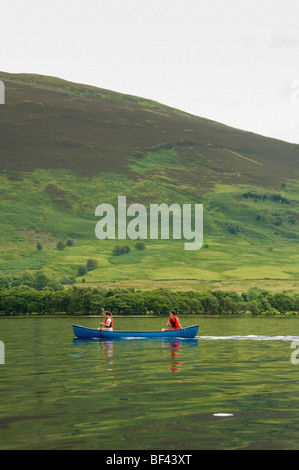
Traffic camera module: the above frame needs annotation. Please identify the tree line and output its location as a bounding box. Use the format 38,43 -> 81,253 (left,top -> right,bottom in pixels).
0,284 -> 298,316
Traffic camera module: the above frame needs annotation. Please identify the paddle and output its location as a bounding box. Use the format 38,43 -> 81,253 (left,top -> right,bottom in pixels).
98,307 -> 104,331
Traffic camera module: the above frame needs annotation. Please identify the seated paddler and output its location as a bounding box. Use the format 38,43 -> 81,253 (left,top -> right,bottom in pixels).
162,310 -> 182,331
98,308 -> 114,331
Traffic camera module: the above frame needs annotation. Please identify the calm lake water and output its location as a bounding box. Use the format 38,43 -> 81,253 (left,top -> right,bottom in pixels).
1,315 -> 299,450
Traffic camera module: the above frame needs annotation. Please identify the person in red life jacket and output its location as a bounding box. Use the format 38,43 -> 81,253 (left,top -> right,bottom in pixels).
98,308 -> 114,331
163,310 -> 182,331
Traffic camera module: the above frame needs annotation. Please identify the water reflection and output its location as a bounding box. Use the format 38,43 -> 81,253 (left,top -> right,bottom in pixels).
5,315 -> 299,450
169,341 -> 182,372
99,340 -> 114,359
163,338 -> 198,372
73,336 -> 198,375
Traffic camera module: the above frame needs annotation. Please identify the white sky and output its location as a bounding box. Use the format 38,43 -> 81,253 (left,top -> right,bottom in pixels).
1,0 -> 299,144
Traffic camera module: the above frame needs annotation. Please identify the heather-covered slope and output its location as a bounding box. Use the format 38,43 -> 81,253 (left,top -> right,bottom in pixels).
0,72 -> 298,287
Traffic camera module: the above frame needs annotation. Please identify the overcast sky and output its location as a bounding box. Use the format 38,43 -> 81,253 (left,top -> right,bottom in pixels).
1,0 -> 299,144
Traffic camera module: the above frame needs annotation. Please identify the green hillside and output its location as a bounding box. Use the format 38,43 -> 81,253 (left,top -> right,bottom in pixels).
0,72 -> 298,290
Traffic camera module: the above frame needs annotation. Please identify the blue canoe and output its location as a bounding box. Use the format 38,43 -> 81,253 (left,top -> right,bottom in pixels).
72,324 -> 199,340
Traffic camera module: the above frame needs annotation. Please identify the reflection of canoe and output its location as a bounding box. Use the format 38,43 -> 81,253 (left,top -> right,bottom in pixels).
72,324 -> 199,340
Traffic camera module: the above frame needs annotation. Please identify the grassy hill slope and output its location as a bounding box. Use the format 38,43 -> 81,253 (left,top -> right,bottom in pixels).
0,72 -> 298,290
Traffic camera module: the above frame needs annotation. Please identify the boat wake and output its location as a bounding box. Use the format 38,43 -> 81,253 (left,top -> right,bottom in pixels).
198,335 -> 299,342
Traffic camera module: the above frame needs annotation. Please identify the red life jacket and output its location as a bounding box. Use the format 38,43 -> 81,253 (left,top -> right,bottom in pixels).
169,316 -> 180,330
104,317 -> 113,328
